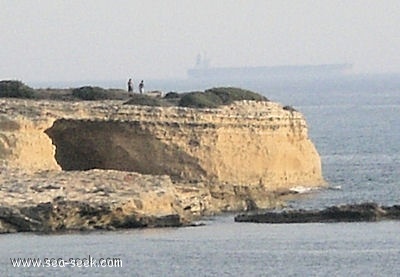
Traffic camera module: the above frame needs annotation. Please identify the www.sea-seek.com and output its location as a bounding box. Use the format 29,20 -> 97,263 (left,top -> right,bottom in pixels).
10,255 -> 122,268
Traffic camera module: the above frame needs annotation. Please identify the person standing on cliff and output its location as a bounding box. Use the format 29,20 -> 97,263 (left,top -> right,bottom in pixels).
139,80 -> 144,94
127,78 -> 133,94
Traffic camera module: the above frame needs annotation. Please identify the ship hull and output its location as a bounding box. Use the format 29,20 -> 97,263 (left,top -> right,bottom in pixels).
187,64 -> 352,80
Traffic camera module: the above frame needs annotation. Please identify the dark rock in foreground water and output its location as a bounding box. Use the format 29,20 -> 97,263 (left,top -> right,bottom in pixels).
234,203 -> 400,224
0,200 -> 184,234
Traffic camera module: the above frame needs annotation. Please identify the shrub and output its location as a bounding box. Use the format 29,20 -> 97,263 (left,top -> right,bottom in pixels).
205,87 -> 268,104
178,87 -> 268,108
72,86 -> 111,100
0,80 -> 36,98
178,91 -> 222,108
124,94 -> 163,106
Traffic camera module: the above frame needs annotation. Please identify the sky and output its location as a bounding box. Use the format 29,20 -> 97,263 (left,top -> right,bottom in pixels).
1,0 -> 400,84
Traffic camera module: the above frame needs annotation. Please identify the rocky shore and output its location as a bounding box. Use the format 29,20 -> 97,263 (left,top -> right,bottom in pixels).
0,168 -> 283,233
234,202 -> 400,223
0,89 -> 325,233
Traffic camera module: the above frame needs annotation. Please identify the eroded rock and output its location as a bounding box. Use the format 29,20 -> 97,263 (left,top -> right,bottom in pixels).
0,98 -> 324,188
0,98 -> 324,232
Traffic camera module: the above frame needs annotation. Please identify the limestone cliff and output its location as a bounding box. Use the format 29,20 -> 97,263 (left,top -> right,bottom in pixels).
1,99 -> 323,187
0,98 -> 324,232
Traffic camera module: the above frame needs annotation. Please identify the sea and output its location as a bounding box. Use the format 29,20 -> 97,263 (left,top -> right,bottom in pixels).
1,74 -> 400,276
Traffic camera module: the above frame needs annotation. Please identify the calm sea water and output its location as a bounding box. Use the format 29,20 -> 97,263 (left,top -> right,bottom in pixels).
1,218 -> 400,276
2,76 -> 400,276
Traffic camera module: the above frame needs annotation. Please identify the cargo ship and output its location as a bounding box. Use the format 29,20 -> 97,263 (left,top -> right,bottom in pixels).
187,54 -> 352,81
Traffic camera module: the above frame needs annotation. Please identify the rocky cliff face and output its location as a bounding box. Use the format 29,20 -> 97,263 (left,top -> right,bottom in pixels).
0,98 -> 324,232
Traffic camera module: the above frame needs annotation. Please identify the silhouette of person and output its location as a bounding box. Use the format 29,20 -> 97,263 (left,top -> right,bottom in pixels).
139,80 -> 144,94
127,78 -> 133,93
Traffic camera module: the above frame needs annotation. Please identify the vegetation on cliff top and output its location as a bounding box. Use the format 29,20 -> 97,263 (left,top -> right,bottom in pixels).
178,87 -> 268,108
71,86 -> 128,100
0,80 -> 129,101
125,87 -> 268,108
0,80 -> 268,108
0,80 -> 36,99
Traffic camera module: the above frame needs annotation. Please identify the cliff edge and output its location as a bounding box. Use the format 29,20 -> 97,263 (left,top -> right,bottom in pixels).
0,92 -> 324,232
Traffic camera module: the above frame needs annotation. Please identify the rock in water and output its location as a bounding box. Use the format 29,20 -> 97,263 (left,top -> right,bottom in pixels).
234,203 -> 400,223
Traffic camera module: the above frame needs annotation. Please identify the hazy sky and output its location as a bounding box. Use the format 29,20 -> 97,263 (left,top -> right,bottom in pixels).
1,0 -> 400,83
